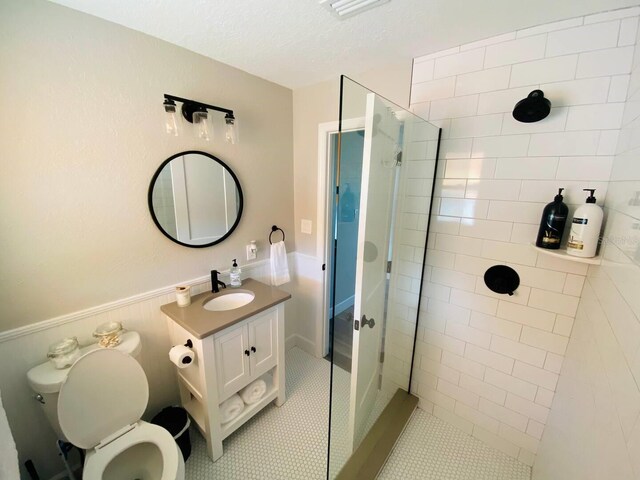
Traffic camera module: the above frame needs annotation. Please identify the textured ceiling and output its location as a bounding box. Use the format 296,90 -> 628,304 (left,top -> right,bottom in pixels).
48,0 -> 639,88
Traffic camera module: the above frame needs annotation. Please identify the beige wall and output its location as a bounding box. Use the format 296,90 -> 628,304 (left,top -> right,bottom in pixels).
0,0 -> 294,332
292,60 -> 413,257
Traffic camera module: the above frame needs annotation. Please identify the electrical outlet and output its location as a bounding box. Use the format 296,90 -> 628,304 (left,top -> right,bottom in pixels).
246,244 -> 257,260
301,219 -> 312,234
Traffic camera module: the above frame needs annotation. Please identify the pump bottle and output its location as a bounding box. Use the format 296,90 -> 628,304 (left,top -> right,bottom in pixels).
567,189 -> 603,258
230,259 -> 242,287
535,188 -> 568,249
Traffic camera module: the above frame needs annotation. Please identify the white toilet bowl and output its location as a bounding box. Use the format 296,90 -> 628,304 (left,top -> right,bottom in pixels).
57,348 -> 185,480
83,422 -> 184,480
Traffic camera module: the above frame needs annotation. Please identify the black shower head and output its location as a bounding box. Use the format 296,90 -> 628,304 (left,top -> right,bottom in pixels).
512,90 -> 551,123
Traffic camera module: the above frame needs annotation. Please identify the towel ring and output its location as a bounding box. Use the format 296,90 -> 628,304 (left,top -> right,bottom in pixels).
269,225 -> 285,245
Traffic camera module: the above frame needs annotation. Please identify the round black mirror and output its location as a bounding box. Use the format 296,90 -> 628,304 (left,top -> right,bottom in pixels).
148,151 -> 243,248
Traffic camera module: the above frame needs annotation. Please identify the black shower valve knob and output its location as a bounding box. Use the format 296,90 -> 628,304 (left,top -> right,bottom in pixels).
484,265 -> 520,296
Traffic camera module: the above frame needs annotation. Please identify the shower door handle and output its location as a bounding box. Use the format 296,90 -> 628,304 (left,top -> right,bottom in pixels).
361,315 -> 375,329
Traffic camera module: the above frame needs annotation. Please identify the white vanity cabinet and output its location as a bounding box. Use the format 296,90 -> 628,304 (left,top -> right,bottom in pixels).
164,302 -> 286,462
215,309 -> 277,401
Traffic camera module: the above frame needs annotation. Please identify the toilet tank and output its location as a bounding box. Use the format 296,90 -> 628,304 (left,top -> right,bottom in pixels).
27,331 -> 142,440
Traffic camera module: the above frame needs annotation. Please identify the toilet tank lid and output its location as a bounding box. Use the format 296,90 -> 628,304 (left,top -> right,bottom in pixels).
27,331 -> 141,394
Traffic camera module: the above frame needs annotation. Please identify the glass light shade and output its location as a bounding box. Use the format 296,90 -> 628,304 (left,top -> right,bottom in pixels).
164,102 -> 179,136
193,110 -> 212,141
225,116 -> 238,144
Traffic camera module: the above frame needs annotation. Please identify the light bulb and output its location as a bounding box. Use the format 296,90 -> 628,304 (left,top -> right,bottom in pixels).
164,99 -> 179,136
225,113 -> 238,144
193,110 -> 212,141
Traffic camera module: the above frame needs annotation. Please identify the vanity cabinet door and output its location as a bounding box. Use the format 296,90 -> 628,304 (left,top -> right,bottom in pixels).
214,324 -> 251,402
247,309 -> 278,379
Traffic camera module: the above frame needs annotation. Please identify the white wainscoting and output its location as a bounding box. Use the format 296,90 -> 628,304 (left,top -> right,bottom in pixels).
0,252 -> 319,480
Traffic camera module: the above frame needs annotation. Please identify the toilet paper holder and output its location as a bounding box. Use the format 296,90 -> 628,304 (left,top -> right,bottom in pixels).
169,340 -> 195,368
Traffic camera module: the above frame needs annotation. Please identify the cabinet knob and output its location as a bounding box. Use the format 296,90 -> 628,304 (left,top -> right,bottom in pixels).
244,349 -> 250,356
251,346 -> 256,353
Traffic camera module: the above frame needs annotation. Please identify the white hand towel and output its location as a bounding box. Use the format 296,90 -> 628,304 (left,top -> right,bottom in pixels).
219,394 -> 245,424
239,379 -> 267,405
0,390 -> 20,480
270,240 -> 290,286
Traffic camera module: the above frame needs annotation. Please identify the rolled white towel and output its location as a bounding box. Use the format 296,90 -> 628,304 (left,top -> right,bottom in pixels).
219,394 -> 244,424
239,378 -> 267,405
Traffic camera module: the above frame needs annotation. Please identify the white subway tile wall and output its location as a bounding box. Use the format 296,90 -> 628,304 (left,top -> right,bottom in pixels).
410,7 -> 639,466
535,7 -> 640,479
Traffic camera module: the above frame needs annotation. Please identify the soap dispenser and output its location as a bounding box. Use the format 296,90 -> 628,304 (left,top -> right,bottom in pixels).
566,189 -> 603,258
535,188 -> 568,249
230,259 -> 242,287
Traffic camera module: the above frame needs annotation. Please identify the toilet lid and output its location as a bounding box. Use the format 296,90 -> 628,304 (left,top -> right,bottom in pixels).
58,348 -> 149,449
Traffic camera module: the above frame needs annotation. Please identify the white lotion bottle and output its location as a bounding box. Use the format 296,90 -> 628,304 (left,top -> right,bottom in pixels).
567,189 -> 603,258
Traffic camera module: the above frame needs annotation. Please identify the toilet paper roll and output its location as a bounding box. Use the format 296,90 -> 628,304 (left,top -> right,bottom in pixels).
169,345 -> 195,369
176,286 -> 191,307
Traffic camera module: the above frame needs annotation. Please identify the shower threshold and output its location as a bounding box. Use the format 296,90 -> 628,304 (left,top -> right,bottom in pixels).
335,389 -> 418,480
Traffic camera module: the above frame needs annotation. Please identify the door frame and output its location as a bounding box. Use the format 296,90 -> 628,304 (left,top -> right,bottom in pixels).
317,118 -> 365,358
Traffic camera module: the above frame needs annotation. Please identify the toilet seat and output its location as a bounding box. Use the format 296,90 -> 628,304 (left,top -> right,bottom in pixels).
82,421 -> 184,480
58,349 -> 184,479
58,348 -> 148,449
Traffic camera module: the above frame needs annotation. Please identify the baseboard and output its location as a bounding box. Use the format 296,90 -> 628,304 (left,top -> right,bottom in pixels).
285,334 -> 317,357
329,295 -> 354,318
296,334 -> 317,357
285,334 -> 298,352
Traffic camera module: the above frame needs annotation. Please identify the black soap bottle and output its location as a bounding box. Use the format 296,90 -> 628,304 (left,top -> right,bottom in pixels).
536,188 -> 568,249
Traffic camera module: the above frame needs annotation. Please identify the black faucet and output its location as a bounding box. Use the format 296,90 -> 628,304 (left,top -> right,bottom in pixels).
211,270 -> 226,293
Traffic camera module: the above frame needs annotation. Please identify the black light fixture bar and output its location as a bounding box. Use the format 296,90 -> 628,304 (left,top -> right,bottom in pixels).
164,93 -> 234,120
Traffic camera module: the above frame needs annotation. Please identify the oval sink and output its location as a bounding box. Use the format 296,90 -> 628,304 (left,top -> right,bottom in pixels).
203,292 -> 255,312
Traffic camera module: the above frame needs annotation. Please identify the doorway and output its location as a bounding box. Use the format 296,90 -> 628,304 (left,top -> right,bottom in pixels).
324,129 -> 365,373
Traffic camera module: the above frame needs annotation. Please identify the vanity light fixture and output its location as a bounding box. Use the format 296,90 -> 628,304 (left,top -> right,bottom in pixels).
163,94 -> 238,144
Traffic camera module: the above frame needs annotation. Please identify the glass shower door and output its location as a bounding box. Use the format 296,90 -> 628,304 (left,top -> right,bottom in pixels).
327,76 -> 441,479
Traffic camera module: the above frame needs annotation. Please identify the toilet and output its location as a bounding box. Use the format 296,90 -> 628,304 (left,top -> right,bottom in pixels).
27,332 -> 185,480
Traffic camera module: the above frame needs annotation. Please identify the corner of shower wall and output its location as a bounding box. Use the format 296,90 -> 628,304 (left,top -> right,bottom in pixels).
534,10 -> 640,479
